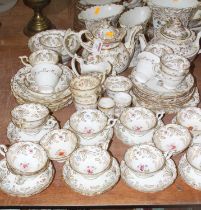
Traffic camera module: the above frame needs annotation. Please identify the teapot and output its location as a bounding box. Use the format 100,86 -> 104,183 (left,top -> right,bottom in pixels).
139,18 -> 201,61
64,21 -> 142,74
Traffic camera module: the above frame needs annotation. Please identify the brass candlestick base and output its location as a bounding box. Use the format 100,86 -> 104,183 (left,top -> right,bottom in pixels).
23,0 -> 55,37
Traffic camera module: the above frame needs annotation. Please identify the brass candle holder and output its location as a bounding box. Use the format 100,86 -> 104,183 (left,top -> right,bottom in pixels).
23,0 -> 55,37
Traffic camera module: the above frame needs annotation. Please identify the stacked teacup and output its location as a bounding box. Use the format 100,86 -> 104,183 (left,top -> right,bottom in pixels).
0,141 -> 54,197
70,75 -> 104,111
7,103 -> 59,144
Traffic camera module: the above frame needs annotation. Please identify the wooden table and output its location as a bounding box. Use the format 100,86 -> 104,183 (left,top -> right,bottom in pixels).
1,0 -> 201,207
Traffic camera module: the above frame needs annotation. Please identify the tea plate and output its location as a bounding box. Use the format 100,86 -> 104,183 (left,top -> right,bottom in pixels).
114,119 -> 164,146
121,159 -> 176,192
63,157 -> 120,196
0,159 -> 54,197
179,154 -> 201,191
7,116 -> 59,144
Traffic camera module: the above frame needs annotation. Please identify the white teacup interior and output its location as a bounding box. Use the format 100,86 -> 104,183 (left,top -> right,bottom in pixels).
124,144 -> 165,173
177,107 -> 201,131
120,107 -> 157,132
113,92 -> 132,107
69,109 -> 108,135
98,97 -> 115,109
69,146 -> 111,175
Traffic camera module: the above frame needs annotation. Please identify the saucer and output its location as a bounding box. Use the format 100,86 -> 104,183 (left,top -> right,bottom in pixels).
63,120 -> 114,150
114,119 -> 164,146
0,159 -> 54,197
63,157 -> 120,196
121,159 -> 176,192
7,116 -> 59,144
179,154 -> 201,191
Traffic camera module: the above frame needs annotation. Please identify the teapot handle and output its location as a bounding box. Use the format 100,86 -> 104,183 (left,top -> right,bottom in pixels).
0,145 -> 7,157
71,55 -> 82,77
77,30 -> 94,53
19,56 -> 31,67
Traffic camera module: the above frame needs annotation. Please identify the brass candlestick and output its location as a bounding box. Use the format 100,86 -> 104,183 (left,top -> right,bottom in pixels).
23,0 -> 55,37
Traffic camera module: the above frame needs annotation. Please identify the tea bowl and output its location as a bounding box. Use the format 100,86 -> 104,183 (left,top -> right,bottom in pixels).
40,129 -> 78,162
0,142 -> 49,176
19,49 -> 59,67
69,145 -> 111,178
11,103 -> 49,130
31,63 -> 63,93
153,124 -> 192,155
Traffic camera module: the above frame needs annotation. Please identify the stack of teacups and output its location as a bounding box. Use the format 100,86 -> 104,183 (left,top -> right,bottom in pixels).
19,49 -> 63,94
7,103 -> 59,144
174,107 -> 201,137
179,144 -> 201,191
0,142 -> 54,197
63,145 -> 120,196
70,75 -> 104,111
160,53 -> 190,90
121,144 -> 177,192
64,109 -> 117,149
98,97 -> 115,118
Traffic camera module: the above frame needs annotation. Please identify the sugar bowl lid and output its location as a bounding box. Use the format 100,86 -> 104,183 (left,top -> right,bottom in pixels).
160,18 -> 192,41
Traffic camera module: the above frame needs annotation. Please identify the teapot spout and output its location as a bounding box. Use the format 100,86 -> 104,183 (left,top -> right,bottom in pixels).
125,25 -> 143,56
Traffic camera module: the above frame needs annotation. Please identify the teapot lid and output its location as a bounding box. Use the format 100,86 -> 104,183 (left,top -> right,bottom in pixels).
160,18 -> 191,40
90,21 -> 126,43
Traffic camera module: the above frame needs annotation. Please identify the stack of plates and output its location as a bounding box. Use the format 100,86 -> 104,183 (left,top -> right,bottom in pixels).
11,64 -> 73,111
130,69 -> 200,114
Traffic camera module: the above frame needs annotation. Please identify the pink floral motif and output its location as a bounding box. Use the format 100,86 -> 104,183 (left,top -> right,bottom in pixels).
169,144 -> 176,150
133,126 -> 142,132
137,164 -> 148,172
20,163 -> 29,169
86,166 -> 94,174
83,127 -> 94,134
29,149 -> 33,153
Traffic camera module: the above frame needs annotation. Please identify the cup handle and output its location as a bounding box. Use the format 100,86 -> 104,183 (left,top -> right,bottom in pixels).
106,118 -> 117,129
71,55 -> 81,77
166,159 -> 177,180
100,72 -> 106,84
164,150 -> 174,160
156,111 -> 165,121
0,145 -> 7,157
19,56 -> 31,67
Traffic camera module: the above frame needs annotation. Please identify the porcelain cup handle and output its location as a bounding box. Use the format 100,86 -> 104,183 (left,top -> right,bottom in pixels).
166,159 -> 177,179
0,145 -> 7,157
19,56 -> 31,67
164,150 -> 174,160
77,30 -> 93,53
100,72 -> 106,84
106,118 -> 117,129
71,55 -> 81,77
156,111 -> 165,121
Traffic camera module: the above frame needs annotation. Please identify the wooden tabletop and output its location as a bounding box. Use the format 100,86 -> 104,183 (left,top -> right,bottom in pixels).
1,0 -> 201,207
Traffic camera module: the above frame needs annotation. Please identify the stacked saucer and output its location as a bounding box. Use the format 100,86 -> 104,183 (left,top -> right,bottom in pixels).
11,64 -> 73,111
130,69 -> 199,114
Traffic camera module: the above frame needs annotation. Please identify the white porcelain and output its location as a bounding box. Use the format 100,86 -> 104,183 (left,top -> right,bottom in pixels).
98,97 -> 115,118
0,142 -> 49,176
147,0 -> 200,29
123,0 -> 142,9
119,107 -> 163,136
79,0 -> 121,6
19,49 -> 59,67
114,118 -> 164,146
0,159 -> 54,197
153,124 -> 192,155
176,107 -> 201,133
69,109 -> 116,139
11,103 -> 49,130
28,29 -> 80,63
73,94 -> 98,105
31,63 -> 62,94
121,157 -> 176,192
135,51 -> 160,83
63,156 -> 120,196
179,153 -> 201,191
74,100 -> 97,111
192,134 -> 201,145
78,4 -> 125,31
7,116 -> 59,144
104,75 -> 133,98
40,129 -> 78,162
186,144 -> 201,171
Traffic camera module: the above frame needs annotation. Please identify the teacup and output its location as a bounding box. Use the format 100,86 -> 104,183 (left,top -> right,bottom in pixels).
135,51 -> 160,84
98,97 -> 115,118
19,49 -> 59,67
40,129 -> 78,162
153,124 -> 192,155
161,54 -> 190,77
73,94 -> 98,105
0,142 -> 49,176
69,109 -> 117,139
11,103 -> 49,130
124,144 -> 166,174
104,75 -> 133,98
31,63 -> 63,93
119,107 -> 163,136
74,100 -> 97,111
186,144 -> 201,171
123,0 -> 142,9
69,145 -> 111,178
176,107 -> 201,134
